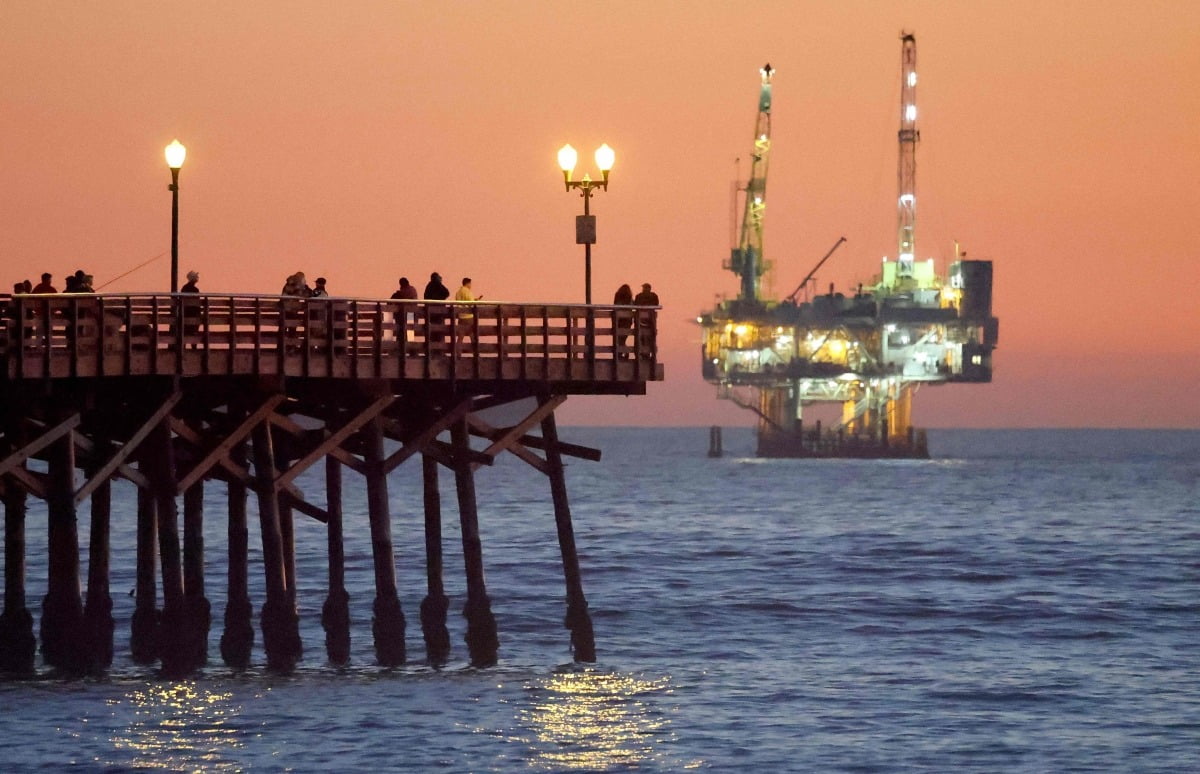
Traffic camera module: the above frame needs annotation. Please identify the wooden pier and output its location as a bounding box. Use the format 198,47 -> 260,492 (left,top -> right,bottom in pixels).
0,293 -> 661,675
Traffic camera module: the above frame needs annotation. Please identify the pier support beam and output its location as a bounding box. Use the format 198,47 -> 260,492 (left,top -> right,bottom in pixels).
419,453 -> 450,664
541,409 -> 596,662
41,421 -> 86,673
451,418 -> 498,666
220,441 -> 254,668
363,416 -> 406,666
147,420 -> 191,676
251,422 -> 301,671
82,470 -> 114,672
322,455 -> 350,665
0,481 -> 35,674
183,481 -> 210,666
130,483 -> 159,664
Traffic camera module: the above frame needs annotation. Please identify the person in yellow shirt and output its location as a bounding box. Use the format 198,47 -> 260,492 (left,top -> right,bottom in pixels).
454,277 -> 481,353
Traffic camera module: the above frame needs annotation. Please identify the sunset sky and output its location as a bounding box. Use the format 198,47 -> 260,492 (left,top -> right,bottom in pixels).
3,1 -> 1198,428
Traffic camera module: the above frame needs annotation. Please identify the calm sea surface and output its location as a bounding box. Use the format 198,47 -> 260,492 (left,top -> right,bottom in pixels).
1,428 -> 1197,772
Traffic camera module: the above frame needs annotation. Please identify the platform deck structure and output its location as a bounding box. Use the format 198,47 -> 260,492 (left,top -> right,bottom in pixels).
0,293 -> 662,675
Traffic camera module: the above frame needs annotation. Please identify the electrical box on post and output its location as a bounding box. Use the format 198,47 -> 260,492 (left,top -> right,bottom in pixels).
575,215 -> 596,245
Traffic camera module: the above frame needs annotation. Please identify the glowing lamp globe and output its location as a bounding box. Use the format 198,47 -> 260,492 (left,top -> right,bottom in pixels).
594,144 -> 615,173
165,139 -> 187,170
557,144 -> 578,176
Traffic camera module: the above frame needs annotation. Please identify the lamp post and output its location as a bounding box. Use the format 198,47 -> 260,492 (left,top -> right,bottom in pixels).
165,139 -> 187,293
557,143 -> 614,305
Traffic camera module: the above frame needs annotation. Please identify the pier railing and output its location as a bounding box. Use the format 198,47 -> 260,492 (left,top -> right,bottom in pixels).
0,293 -> 661,383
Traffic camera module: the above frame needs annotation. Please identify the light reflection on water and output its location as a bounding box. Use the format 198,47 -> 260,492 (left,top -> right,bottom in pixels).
107,681 -> 245,771
517,669 -> 677,771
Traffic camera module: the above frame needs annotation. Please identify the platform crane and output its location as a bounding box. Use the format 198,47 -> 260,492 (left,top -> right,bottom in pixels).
896,32 -> 919,279
726,63 -> 774,304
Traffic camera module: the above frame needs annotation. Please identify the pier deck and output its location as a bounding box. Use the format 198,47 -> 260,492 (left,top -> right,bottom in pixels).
0,293 -> 661,676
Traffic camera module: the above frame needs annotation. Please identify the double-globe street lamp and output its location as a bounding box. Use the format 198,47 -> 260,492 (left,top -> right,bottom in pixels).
557,143 -> 614,305
165,139 -> 187,293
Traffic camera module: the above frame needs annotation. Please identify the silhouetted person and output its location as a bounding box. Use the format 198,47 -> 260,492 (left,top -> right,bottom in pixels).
391,276 -> 418,301
178,270 -> 200,342
632,283 -> 659,355
423,272 -> 450,346
614,283 -> 633,359
390,277 -> 419,344
423,272 -> 449,300
633,282 -> 659,306
310,277 -> 329,298
32,274 -> 56,293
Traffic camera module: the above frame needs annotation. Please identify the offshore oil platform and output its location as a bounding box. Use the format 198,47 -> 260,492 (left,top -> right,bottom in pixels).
698,34 -> 999,458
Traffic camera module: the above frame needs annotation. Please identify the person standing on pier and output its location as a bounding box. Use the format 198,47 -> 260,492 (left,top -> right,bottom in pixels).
32,273 -> 56,293
390,277 -> 419,343
179,270 -> 201,341
423,272 -> 449,301
633,283 -> 659,355
310,277 -> 329,298
614,283 -> 633,359
392,277 -> 418,301
633,282 -> 659,306
454,277 -> 480,354
424,272 -> 450,345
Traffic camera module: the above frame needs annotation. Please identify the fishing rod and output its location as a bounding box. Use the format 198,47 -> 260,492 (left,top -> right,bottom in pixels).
94,251 -> 167,291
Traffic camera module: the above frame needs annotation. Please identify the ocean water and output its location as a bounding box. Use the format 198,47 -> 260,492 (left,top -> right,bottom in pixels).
0,427 -> 1198,772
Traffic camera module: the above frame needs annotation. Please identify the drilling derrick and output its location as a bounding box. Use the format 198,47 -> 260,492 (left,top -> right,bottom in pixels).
897,32 -> 919,279
697,40 -> 998,458
726,63 -> 774,304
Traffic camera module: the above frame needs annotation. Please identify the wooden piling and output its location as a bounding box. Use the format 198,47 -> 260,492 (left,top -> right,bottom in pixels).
251,422 -> 301,671
82,469 -> 114,671
540,408 -> 596,662
274,441 -> 298,611
220,440 -> 254,667
130,482 -> 159,664
419,453 -> 450,663
0,481 -> 35,673
182,481 -> 210,666
451,418 -> 498,666
363,415 -> 405,666
147,419 -> 190,675
322,455 -> 350,665
41,419 -> 86,672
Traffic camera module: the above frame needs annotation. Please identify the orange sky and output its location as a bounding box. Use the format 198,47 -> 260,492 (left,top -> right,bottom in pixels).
2,1 -> 1198,428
